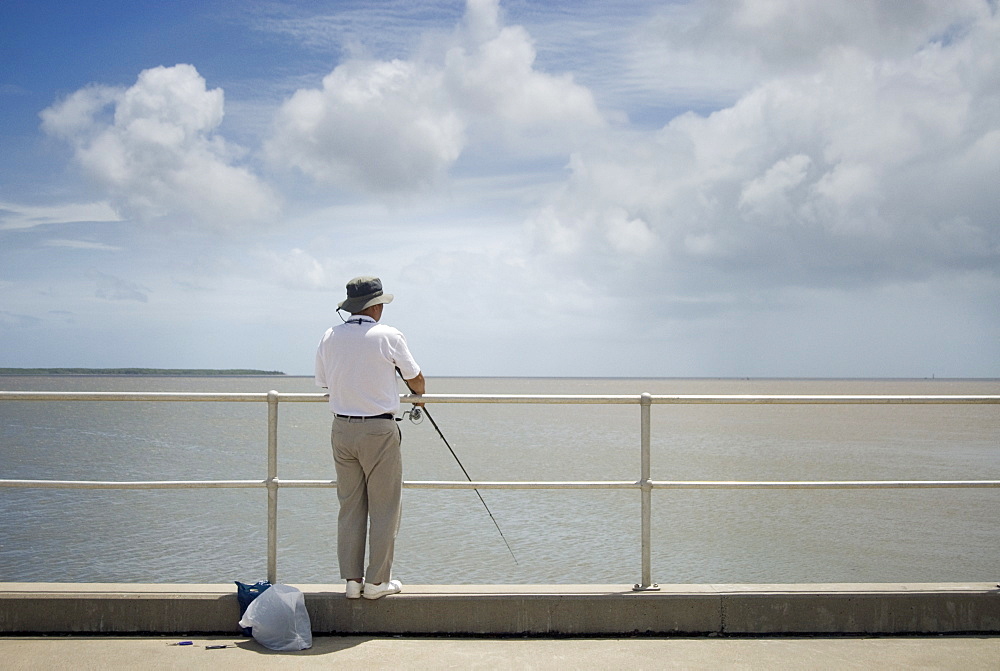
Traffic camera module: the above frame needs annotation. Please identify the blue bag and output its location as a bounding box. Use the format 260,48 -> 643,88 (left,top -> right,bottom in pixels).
235,580 -> 271,636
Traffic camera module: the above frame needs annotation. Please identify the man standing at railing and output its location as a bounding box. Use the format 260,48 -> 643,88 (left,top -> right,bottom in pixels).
315,276 -> 425,600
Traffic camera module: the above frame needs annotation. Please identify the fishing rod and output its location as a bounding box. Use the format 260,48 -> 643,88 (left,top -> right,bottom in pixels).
397,371 -> 519,565
420,406 -> 519,565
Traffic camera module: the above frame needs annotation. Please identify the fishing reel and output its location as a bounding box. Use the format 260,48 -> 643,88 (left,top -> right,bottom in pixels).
397,406 -> 424,424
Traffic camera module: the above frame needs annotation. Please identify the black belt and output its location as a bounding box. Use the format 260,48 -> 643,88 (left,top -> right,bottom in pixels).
335,413 -> 394,421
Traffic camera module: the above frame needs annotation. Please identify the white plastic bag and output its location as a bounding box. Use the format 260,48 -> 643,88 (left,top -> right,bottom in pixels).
238,583 -> 313,651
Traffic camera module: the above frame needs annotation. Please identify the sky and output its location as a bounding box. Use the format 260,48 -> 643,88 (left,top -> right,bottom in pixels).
1,0 -> 998,378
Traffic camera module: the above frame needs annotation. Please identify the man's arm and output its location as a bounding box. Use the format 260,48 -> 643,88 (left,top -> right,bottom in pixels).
402,372 -> 426,407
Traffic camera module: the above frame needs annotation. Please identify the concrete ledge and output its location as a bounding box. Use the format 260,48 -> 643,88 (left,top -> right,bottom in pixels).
2,583 -> 998,636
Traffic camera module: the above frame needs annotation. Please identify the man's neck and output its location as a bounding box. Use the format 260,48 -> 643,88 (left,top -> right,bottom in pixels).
356,305 -> 382,321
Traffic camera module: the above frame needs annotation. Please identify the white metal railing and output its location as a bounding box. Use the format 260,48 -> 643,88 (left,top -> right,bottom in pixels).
2,390 -> 999,589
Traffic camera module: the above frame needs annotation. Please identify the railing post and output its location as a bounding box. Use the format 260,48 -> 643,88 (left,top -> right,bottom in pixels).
267,390 -> 279,584
633,392 -> 659,591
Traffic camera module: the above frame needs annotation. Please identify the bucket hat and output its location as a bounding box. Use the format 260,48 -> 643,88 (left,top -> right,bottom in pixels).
338,276 -> 394,313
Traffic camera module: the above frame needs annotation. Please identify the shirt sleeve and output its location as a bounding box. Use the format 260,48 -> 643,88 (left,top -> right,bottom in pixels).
314,333 -> 328,388
387,331 -> 420,380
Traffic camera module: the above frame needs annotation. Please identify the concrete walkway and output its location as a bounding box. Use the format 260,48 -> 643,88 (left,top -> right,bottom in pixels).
4,634 -> 1000,670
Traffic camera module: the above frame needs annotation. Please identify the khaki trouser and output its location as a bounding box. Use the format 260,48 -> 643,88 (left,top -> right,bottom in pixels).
332,417 -> 402,584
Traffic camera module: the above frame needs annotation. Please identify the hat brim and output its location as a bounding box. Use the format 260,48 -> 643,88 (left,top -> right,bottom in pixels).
338,293 -> 394,313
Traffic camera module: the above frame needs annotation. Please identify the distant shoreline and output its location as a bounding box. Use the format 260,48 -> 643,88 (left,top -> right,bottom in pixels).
0,368 -> 286,376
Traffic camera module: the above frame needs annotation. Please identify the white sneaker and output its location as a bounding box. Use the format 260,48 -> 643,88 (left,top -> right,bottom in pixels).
362,579 -> 402,600
345,580 -> 363,599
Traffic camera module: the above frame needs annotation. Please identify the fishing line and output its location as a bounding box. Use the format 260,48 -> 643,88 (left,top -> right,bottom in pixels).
397,369 -> 519,565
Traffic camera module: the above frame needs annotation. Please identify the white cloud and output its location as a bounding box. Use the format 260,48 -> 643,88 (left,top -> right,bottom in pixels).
738,154 -> 812,225
603,208 -> 655,255
252,247 -> 339,291
268,58 -> 463,192
40,64 -> 280,230
528,3 -> 1000,295
626,0 -> 991,104
0,200 -> 121,231
266,0 -> 602,193
43,239 -> 123,251
444,0 -> 603,128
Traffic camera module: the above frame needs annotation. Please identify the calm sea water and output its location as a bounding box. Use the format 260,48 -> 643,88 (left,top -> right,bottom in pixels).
1,376 -> 998,586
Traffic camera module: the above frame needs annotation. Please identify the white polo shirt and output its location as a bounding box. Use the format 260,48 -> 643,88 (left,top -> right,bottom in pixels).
314,316 -> 421,416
